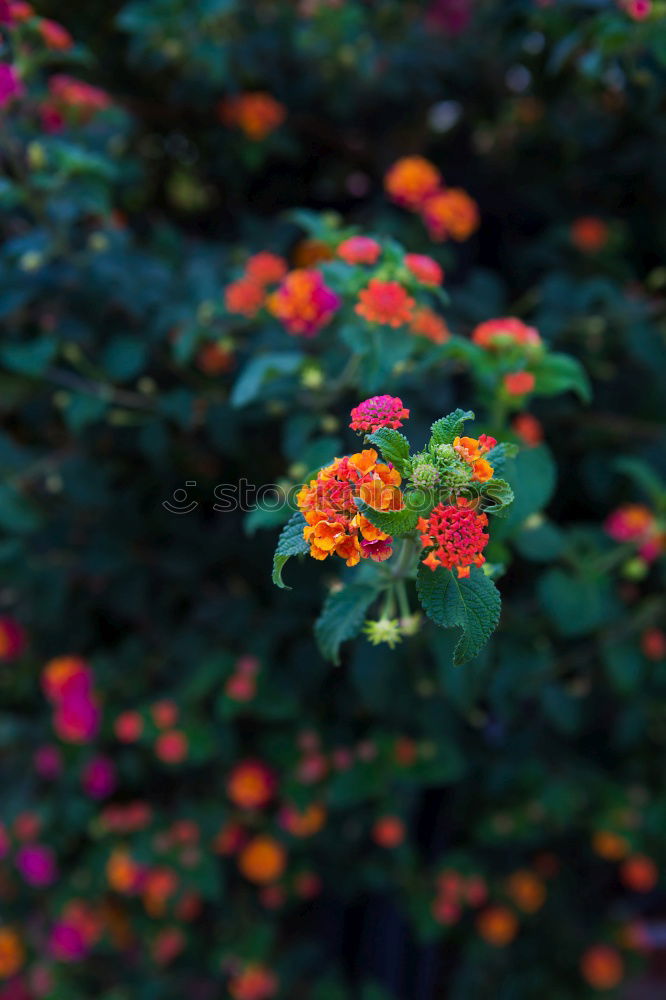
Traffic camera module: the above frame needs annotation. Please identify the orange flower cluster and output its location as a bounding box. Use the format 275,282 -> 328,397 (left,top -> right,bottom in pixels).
0,927 -> 24,980
228,963 -> 278,1000
453,433 -> 496,483
355,278 -> 415,327
227,760 -> 277,810
571,216 -> 609,253
297,449 -> 403,566
384,156 -> 479,243
476,905 -> 518,947
219,92 -> 286,141
225,252 -> 288,319
409,306 -> 450,344
267,269 -> 340,336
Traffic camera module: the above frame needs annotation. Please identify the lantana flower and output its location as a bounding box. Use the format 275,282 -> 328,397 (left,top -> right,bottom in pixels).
297,449 -> 403,566
471,317 -> 541,351
355,279 -> 414,327
349,395 -> 410,433
418,497 -> 490,577
219,92 -> 286,140
267,269 -> 340,336
605,504 -> 665,561
337,236 -> 381,265
384,156 -> 441,209
409,306 -> 450,343
453,434 -> 496,483
503,371 -> 536,396
421,188 -> 480,242
404,253 -> 444,285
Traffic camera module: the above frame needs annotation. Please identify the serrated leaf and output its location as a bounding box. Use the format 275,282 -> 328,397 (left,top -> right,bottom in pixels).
483,441 -> 519,474
480,478 -> 514,515
272,511 -> 310,589
315,583 -> 380,664
416,564 -> 501,666
429,409 -> 475,448
366,427 -> 411,473
532,352 -> 591,402
354,498 -> 418,537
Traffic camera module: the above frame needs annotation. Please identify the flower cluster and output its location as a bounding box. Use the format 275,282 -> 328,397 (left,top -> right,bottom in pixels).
355,278 -> 415,327
472,317 -> 542,352
349,394 -> 410,433
384,156 -> 479,242
267,269 -> 340,336
218,91 -> 286,140
297,449 -> 403,565
432,868 -> 487,925
418,497 -> 490,577
605,504 -> 665,562
225,252 -> 288,318
42,656 -> 101,743
452,433 -> 496,483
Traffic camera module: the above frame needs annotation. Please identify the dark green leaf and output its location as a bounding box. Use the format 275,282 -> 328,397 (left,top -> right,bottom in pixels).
366,427 -> 411,473
428,409 -> 475,447
315,583 -> 380,663
416,564 -> 501,666
354,498 -> 418,537
272,511 -> 310,589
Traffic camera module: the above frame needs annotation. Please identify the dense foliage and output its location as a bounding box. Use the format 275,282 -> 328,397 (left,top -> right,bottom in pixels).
1,1 -> 665,998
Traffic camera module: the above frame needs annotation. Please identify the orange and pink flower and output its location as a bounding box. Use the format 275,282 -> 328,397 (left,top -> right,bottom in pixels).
355,279 -> 414,327
337,236 -> 381,265
349,395 -> 409,433
404,253 -> 443,285
472,316 -> 542,351
384,156 -> 441,210
267,269 -> 340,337
219,92 -> 286,141
421,188 -> 479,242
418,497 -> 489,577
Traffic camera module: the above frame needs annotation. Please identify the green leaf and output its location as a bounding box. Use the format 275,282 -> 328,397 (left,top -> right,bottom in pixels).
416,564 -> 501,666
500,445 -> 557,527
230,352 -> 303,408
514,519 -> 566,561
272,511 -> 310,589
483,441 -> 519,475
615,457 -> 666,510
0,338 -> 57,376
315,583 -> 380,663
480,478 -> 514,515
537,568 -> 616,636
102,336 -> 147,381
354,498 -> 418,537
428,409 -> 475,448
533,352 -> 591,402
366,427 -> 411,473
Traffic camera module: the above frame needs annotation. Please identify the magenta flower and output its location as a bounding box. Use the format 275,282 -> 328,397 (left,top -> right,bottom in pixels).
0,64 -> 23,108
34,744 -> 63,780
53,692 -> 101,744
82,755 -> 117,799
49,921 -> 88,962
349,395 -> 410,433
15,844 -> 57,887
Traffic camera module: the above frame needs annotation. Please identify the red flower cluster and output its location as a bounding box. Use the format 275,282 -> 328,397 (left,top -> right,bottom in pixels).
337,236 -> 381,265
349,395 -> 410,433
297,449 -> 403,566
384,156 -> 479,243
355,278 -> 414,327
404,253 -> 444,285
225,252 -> 288,318
219,92 -> 286,140
418,497 -> 489,577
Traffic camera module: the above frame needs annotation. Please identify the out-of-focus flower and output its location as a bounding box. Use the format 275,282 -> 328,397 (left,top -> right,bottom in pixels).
409,306 -> 450,344
42,656 -> 92,701
592,830 -> 631,861
219,92 -> 286,140
151,700 -> 179,728
337,236 -> 381,265
38,18 -> 73,49
364,617 -> 403,648
404,253 -> 443,285
226,760 -> 277,810
355,279 -> 415,327
421,188 -> 479,241
33,745 -> 62,780
47,75 -> 111,121
372,815 -> 406,848
54,692 -> 101,744
245,252 -> 287,285
419,497 -> 489,577
620,854 -> 658,892
642,627 -> 666,660
580,944 -> 624,990
503,371 -> 536,396
0,64 -> 23,108
225,277 -> 265,318
622,0 -> 652,21
512,412 -> 543,447
384,156 -> 441,209
15,844 -> 57,887
197,341 -> 235,375
267,269 -> 340,337
571,216 -> 609,253
349,395 -> 410,433
472,316 -> 542,352
279,802 -> 326,837
237,835 -> 286,884
114,710 -> 144,743
505,870 -> 546,913
152,927 -> 185,965
0,928 -> 24,979
605,505 -> 665,561
154,730 -> 188,764
82,755 -> 117,799
228,963 -> 278,1000
476,905 -> 518,946
0,618 -> 25,661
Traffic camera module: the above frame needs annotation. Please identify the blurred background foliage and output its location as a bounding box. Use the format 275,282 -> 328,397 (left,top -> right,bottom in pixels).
0,1 -> 666,998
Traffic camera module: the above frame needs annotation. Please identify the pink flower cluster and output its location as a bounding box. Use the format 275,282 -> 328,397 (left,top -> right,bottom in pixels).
41,656 -> 101,743
349,395 -> 410,433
